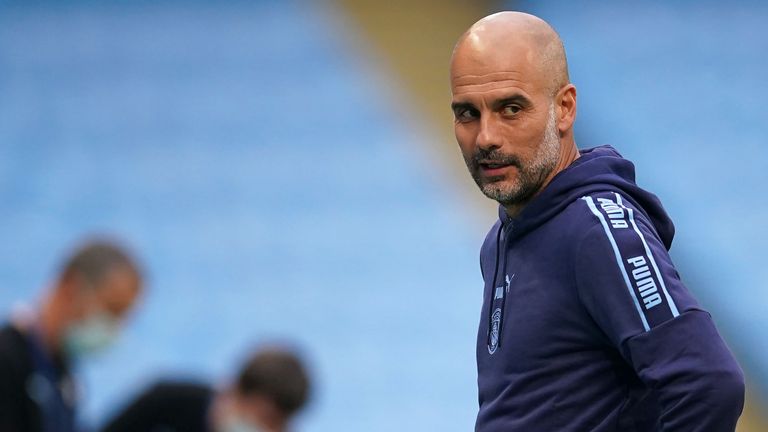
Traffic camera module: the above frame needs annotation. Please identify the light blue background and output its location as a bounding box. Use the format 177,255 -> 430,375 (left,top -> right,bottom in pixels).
0,1 -> 481,430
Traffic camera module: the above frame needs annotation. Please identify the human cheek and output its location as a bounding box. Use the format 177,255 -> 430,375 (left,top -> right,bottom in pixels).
499,121 -> 536,153
455,126 -> 477,158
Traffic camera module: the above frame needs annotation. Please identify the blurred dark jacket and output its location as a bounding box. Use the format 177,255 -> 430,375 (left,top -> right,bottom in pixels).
0,323 -> 77,432
102,381 -> 213,432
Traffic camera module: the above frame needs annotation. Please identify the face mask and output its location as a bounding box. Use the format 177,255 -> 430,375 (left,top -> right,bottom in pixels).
63,312 -> 120,358
218,415 -> 266,432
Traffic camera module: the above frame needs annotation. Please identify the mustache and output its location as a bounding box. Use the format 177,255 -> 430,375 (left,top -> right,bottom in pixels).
471,149 -> 522,168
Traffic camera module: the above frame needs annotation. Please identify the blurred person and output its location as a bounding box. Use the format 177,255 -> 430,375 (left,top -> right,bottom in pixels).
0,240 -> 143,432
450,11 -> 744,431
102,347 -> 311,432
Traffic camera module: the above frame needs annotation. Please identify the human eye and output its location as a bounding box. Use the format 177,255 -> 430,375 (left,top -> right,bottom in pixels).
501,104 -> 522,116
455,107 -> 479,123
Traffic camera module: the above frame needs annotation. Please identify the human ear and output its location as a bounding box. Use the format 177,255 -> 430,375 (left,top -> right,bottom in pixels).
556,84 -> 577,133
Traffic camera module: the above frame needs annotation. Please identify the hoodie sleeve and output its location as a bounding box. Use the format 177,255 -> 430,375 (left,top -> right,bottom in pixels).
575,192 -> 744,431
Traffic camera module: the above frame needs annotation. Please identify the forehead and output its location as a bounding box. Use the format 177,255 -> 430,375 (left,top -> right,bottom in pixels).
450,39 -> 546,98
451,71 -> 532,99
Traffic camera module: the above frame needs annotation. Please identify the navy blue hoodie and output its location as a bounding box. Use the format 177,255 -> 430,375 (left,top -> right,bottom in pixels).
475,146 -> 744,431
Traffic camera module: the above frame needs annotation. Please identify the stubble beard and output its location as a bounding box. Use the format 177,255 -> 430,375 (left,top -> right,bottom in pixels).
470,104 -> 561,207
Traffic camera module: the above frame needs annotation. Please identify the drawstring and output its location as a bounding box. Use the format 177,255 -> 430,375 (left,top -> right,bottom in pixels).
498,225 -> 509,346
486,221 -> 511,350
486,224 -> 504,348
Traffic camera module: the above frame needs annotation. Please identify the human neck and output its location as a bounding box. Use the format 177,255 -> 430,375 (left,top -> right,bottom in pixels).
38,293 -> 66,355
259,412 -> 287,432
210,393 -> 288,432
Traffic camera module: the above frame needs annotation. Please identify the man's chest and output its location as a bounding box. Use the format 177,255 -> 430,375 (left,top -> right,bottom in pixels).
477,245 -> 609,373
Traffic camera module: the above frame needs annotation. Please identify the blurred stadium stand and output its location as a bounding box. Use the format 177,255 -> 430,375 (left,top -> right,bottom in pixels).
0,1 -> 480,430
0,0 -> 765,431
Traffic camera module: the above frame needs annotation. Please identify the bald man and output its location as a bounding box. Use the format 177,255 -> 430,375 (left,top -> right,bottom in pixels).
451,12 -> 744,431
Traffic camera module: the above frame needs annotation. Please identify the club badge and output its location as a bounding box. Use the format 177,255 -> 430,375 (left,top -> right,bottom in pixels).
488,307 -> 502,354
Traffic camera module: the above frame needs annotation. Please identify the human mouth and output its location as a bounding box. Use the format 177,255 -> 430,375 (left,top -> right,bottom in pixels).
478,161 -> 515,177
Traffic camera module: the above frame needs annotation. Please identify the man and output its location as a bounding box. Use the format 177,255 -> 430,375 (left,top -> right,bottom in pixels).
450,11 -> 745,431
102,347 -> 311,432
0,240 -> 143,432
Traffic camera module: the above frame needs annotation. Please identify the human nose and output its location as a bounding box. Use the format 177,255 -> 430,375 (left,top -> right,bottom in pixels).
476,115 -> 501,151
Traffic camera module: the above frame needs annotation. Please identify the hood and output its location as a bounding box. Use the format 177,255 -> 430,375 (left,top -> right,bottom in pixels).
499,145 -> 675,249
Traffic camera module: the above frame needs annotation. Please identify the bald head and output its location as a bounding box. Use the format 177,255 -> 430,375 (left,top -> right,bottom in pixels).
452,12 -> 569,96
450,12 -> 579,215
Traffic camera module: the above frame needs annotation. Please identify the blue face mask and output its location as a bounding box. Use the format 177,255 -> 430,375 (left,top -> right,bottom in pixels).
63,312 -> 120,358
218,415 -> 265,432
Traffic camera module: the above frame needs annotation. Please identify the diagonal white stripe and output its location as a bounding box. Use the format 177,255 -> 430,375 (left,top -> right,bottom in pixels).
614,193 -> 680,317
582,196 -> 650,332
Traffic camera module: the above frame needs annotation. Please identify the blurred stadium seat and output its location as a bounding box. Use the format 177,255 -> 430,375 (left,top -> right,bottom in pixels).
0,1 -> 480,430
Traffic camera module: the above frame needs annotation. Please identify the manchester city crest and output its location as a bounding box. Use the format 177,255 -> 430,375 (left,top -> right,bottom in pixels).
488,307 -> 502,354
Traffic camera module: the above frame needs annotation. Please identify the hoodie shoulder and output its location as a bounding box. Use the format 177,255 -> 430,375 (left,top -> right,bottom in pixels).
574,190 -> 672,250
554,189 -> 661,254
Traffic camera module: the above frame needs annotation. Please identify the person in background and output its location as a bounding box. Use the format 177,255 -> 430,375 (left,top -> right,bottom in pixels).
0,240 -> 144,432
102,347 -> 311,432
